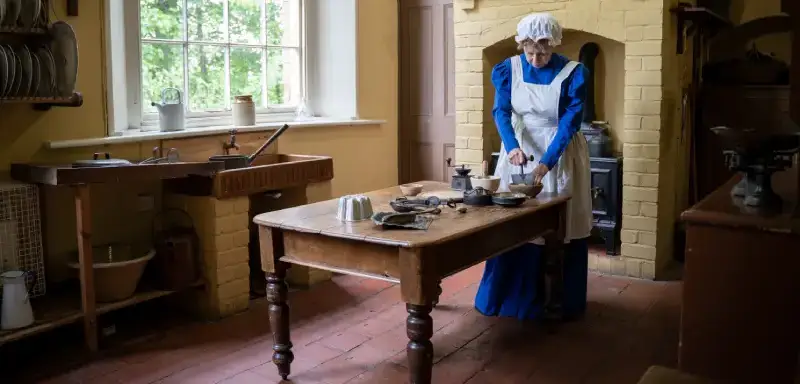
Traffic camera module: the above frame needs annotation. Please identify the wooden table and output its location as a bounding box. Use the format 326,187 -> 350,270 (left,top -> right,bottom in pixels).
679,170 -> 800,383
254,181 -> 569,383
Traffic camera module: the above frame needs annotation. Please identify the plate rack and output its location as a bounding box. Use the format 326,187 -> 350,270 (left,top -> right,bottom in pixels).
0,0 -> 82,110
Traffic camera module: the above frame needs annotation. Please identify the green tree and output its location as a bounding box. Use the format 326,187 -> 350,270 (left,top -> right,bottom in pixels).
139,0 -> 289,114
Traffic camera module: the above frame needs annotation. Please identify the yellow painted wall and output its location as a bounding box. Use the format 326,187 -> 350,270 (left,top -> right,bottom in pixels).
0,2 -> 398,282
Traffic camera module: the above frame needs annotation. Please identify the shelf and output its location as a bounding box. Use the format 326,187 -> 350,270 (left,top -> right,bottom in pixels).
0,26 -> 48,36
0,280 -> 204,346
0,93 -> 84,110
670,4 -> 733,54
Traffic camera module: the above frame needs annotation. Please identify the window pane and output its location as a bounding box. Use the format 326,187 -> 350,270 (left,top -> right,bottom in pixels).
141,43 -> 185,115
187,0 -> 225,42
188,45 -> 226,111
230,47 -> 265,107
229,0 -> 263,44
266,0 -> 300,47
266,48 -> 300,106
139,0 -> 184,40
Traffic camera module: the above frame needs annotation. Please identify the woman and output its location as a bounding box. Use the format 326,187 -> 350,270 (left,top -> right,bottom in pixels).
474,13 -> 593,321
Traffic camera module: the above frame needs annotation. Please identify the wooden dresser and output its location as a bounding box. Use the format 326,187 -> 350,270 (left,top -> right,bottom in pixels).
679,168 -> 800,383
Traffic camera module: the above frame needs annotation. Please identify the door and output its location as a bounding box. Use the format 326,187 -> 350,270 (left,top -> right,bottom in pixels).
398,0 -> 456,184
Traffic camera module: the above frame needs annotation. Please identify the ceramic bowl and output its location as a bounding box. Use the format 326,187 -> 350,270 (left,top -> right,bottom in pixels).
470,175 -> 501,192
509,183 -> 544,198
399,183 -> 423,196
336,195 -> 374,221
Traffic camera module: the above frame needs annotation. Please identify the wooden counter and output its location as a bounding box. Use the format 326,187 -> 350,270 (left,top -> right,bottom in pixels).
8,161 -> 223,352
679,169 -> 800,383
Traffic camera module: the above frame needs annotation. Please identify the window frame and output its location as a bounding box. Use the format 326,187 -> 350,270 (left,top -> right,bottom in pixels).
122,0 -> 308,131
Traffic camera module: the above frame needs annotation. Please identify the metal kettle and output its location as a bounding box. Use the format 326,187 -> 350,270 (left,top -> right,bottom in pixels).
151,87 -> 186,132
586,121 -> 614,158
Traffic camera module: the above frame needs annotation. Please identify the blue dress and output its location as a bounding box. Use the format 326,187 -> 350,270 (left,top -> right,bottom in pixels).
474,53 -> 590,320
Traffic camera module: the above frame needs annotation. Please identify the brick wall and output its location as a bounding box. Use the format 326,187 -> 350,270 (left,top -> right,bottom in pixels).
454,0 -> 676,279
164,195 -> 252,318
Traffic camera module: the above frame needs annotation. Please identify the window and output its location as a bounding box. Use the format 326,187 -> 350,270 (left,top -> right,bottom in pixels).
105,0 -> 357,135
127,0 -> 305,129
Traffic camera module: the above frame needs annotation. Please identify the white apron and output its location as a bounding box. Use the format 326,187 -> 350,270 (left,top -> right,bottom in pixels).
494,55 -> 593,244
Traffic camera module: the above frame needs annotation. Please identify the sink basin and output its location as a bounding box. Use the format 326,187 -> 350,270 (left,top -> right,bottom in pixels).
166,154 -> 334,198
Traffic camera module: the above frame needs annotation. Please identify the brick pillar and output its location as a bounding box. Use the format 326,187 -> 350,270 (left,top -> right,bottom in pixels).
164,194 -> 251,319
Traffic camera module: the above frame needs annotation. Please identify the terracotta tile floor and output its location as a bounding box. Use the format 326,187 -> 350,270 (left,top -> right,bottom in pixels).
10,261 -> 683,384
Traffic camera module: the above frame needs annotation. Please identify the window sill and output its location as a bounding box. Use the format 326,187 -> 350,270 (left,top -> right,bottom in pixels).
45,118 -> 386,150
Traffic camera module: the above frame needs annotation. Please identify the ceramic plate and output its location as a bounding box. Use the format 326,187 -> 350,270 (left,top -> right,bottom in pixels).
35,47 -> 52,96
0,0 -> 6,28
28,50 -> 39,97
16,45 -> 31,96
18,0 -> 36,28
50,21 -> 78,97
10,48 -> 21,96
3,0 -> 19,27
43,46 -> 55,90
0,46 -> 7,97
4,45 -> 16,96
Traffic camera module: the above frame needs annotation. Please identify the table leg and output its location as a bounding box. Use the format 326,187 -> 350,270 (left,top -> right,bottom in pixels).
543,232 -> 565,322
266,264 -> 293,380
431,281 -> 442,307
406,303 -> 434,384
74,185 -> 98,352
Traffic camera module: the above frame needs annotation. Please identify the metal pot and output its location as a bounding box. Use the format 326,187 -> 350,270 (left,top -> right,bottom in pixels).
585,121 -> 614,158
208,124 -> 291,170
463,187 -> 493,206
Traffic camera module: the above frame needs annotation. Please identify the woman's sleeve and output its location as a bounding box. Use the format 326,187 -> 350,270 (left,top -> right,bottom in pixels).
540,63 -> 589,170
492,59 -> 519,153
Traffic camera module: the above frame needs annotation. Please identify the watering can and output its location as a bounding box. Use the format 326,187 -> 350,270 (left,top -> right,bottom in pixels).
152,87 -> 185,132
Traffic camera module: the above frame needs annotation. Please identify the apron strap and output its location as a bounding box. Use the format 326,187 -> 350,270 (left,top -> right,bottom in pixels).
510,55 -> 523,85
551,61 -> 579,87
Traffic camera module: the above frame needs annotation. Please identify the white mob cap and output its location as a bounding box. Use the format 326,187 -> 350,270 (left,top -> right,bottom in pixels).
515,13 -> 563,47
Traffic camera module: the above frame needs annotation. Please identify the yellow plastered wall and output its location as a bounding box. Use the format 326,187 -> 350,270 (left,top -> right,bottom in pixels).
0,2 -> 398,288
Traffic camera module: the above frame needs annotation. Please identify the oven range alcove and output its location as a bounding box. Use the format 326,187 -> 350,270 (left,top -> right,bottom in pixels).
488,39 -> 624,256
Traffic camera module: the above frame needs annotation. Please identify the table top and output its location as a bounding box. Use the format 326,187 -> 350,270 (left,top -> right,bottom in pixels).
681,168 -> 800,235
253,181 -> 570,248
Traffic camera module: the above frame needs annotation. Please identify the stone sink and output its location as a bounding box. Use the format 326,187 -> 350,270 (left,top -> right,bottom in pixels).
165,154 -> 334,198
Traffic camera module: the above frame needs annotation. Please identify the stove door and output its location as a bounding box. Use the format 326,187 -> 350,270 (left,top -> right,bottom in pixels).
589,157 -> 622,224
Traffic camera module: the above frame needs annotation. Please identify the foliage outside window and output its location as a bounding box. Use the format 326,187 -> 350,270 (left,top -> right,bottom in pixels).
137,0 -> 302,124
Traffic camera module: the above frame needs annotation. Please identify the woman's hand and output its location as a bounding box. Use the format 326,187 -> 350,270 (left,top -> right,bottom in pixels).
532,163 -> 549,185
508,149 -> 528,166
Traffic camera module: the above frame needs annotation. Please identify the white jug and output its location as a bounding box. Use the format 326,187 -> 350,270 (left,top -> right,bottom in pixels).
151,87 -> 186,132
1,270 -> 34,330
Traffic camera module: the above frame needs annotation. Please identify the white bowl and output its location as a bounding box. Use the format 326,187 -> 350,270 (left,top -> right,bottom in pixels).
470,175 -> 501,192
336,195 -> 374,222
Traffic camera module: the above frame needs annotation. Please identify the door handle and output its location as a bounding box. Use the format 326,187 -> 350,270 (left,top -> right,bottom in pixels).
591,187 -> 603,199
446,158 -> 452,167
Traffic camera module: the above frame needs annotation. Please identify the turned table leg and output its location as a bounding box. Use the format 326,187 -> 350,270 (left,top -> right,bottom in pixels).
266,265 -> 293,380
406,303 -> 434,384
431,281 -> 442,307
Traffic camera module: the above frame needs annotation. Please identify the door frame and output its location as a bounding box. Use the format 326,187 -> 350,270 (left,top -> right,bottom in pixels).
397,0 -> 409,184
396,0 -> 456,185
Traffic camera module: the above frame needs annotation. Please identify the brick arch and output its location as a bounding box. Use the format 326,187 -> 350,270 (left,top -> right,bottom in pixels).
454,3 -> 670,279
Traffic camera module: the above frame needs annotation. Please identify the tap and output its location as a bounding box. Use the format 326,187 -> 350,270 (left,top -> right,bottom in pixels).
222,129 -> 240,155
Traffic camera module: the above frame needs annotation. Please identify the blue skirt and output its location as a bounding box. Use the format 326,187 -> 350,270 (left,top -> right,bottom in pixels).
474,238 -> 589,320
